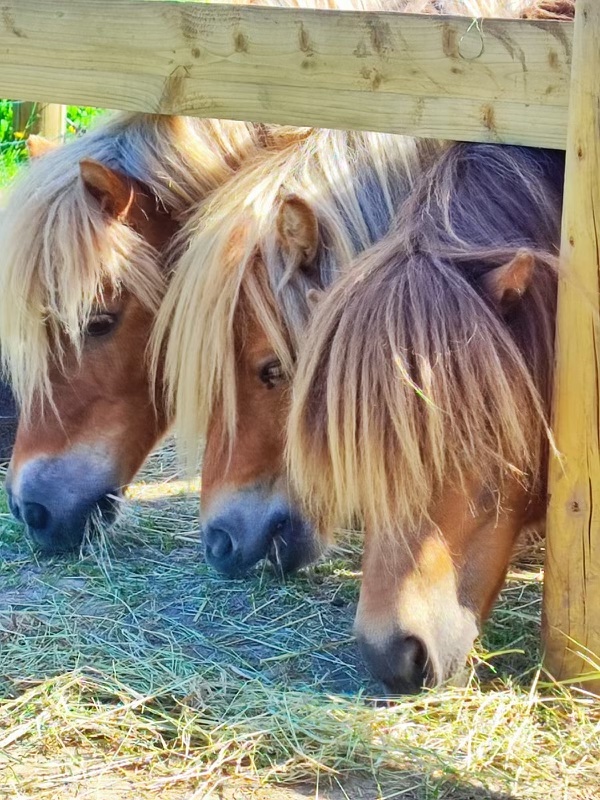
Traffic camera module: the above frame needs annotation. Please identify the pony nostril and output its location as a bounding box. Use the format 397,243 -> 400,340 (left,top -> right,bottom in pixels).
269,513 -> 288,540
398,636 -> 428,686
206,528 -> 234,561
22,501 -> 50,531
359,633 -> 429,695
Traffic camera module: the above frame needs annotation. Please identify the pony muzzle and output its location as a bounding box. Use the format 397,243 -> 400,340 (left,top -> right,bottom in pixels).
355,535 -> 480,693
5,449 -> 122,553
202,490 -> 322,577
357,631 -> 431,695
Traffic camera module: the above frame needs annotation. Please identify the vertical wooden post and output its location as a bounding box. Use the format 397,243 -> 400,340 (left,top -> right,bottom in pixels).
543,0 -> 600,690
13,102 -> 66,142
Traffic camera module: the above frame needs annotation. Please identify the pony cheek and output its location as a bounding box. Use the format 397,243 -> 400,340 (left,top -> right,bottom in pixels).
458,525 -> 523,624
102,405 -> 168,486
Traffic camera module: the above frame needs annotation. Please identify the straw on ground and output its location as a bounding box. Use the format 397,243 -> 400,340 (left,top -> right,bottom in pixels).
0,441 -> 598,799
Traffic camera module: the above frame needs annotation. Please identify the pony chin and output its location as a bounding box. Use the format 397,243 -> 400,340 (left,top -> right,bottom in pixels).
6,444 -> 122,553
201,484 -> 324,578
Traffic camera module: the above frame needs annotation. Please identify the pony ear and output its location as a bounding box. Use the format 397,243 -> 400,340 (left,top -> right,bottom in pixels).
79,158 -> 135,219
277,194 -> 319,272
26,135 -> 58,159
483,248 -> 535,310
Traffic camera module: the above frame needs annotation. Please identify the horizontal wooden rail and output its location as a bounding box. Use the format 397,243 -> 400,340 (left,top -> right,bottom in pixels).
0,0 -> 572,148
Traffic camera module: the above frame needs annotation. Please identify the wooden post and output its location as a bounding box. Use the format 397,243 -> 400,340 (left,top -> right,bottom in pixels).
13,101 -> 66,142
543,0 -> 600,690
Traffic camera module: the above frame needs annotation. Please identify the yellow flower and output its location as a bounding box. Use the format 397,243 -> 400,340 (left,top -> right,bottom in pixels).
13,131 -> 24,140
68,125 -> 76,134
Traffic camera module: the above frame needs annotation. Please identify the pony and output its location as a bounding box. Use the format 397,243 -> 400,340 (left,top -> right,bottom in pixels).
0,112 -> 301,553
287,142 -> 565,692
155,0 -> 572,579
155,128 -> 442,576
1,0 -> 566,556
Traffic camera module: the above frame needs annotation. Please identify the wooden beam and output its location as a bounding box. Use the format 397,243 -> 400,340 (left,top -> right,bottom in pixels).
543,0 -> 600,691
0,0 -> 572,148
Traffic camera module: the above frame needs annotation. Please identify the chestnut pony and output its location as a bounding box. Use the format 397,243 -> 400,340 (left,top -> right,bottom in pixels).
155,125 -> 448,576
0,113 -> 299,553
288,143 -> 564,692
156,0 -> 570,579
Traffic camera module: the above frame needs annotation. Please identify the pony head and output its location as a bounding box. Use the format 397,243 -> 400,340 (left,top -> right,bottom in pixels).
288,143 -> 564,691
1,114 -> 278,553
157,129 -> 434,576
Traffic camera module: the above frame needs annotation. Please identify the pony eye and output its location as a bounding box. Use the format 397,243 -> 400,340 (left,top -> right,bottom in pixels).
86,313 -> 118,338
259,360 -> 285,389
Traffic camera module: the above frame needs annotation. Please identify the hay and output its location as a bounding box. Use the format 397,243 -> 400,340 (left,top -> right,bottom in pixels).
0,441 -> 598,799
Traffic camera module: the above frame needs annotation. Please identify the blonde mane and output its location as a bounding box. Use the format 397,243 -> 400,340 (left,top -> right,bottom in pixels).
0,0 -> 539,419
0,113 -> 284,416
288,143 -> 564,536
155,128 -> 443,464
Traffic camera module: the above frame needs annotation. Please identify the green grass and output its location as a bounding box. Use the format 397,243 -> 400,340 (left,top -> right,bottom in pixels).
0,442 -> 598,799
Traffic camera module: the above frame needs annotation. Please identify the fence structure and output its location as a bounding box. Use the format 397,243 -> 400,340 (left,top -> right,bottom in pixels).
0,0 -> 597,691
12,102 -> 66,142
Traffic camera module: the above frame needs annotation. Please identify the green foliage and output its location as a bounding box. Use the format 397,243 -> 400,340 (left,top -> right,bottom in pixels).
0,102 -> 105,188
66,104 -> 104,135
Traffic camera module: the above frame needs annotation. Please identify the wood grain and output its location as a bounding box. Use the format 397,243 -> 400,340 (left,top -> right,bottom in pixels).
543,0 -> 600,691
0,0 -> 572,147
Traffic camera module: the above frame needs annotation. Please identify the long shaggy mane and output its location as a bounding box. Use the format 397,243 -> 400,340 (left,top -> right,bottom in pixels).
288,143 -> 564,536
0,113 -> 286,416
155,128 -> 442,465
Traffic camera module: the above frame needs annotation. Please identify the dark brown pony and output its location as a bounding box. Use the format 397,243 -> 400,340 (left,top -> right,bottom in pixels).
0,115 -> 298,553
288,142 -> 565,692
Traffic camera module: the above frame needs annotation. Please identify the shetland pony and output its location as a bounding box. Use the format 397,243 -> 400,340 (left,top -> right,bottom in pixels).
288,143 -> 564,691
155,0 -> 571,578
0,113 -> 300,552
156,128 -> 442,576
1,0 -> 565,556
